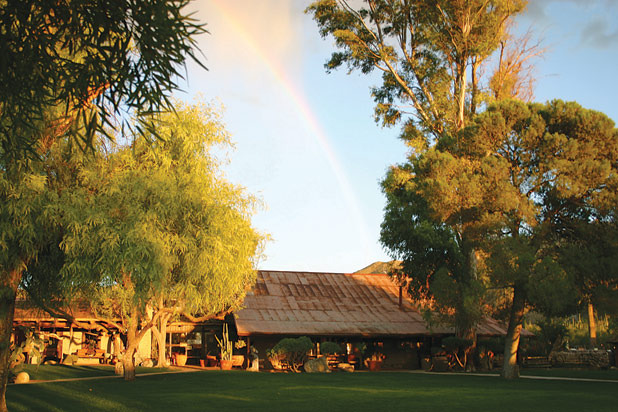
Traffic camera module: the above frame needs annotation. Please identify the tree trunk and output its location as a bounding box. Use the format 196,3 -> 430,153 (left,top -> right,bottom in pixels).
455,247 -> 479,371
122,346 -> 136,381
458,327 -> 477,372
0,269 -> 22,412
123,310 -> 139,381
113,333 -> 124,358
587,302 -> 597,349
456,65 -> 467,131
151,314 -> 169,368
502,283 -> 526,379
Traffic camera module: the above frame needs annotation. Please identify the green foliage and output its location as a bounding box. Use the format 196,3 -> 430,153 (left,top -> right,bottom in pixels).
382,98 -> 618,376
564,315 -> 615,348
320,341 -> 342,355
59,100 -> 263,320
9,327 -> 44,369
0,0 -> 206,162
477,337 -> 504,355
40,100 -> 265,379
271,337 -> 314,356
381,161 -> 486,338
442,336 -> 473,353
532,317 -> 568,355
268,337 -> 314,372
307,0 -> 528,139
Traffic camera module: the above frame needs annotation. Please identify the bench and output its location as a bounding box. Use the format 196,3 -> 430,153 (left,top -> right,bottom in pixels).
75,348 -> 105,365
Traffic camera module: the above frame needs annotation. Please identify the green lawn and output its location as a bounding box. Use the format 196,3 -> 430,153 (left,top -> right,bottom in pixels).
7,370 -> 618,412
521,368 -> 618,381
11,365 -> 173,381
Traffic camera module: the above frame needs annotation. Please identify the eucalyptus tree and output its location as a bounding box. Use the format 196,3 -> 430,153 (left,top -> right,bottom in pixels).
59,101 -> 263,380
308,0 -> 528,137
0,1 -> 205,406
308,0 -> 536,346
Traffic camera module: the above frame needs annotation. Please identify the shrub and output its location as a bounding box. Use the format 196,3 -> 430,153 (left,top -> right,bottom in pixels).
477,337 -> 504,355
442,336 -> 473,352
320,342 -> 342,355
268,337 -> 314,372
441,336 -> 473,369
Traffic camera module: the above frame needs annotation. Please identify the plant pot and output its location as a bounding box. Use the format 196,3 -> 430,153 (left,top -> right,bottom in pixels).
421,357 -> 432,371
368,360 -> 382,372
232,354 -> 245,367
175,353 -> 187,367
220,359 -> 233,370
207,356 -> 218,367
199,359 -> 205,367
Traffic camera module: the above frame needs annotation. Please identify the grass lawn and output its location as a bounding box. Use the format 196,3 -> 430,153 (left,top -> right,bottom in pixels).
11,365 -> 173,381
521,368 -> 618,381
7,370 -> 618,412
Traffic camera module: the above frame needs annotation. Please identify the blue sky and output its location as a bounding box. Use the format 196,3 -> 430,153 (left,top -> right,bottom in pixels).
178,0 -> 618,273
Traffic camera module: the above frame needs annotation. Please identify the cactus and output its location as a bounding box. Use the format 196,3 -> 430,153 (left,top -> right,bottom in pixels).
215,324 -> 233,361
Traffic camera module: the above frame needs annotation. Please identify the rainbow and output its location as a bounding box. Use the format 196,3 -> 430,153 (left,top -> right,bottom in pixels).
210,0 -> 373,255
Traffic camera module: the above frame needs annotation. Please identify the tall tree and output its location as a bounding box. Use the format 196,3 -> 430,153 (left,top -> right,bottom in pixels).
308,0 -> 526,138
59,101 -> 263,380
549,189 -> 618,348
0,1 -> 205,407
391,99 -> 617,378
308,0 -> 532,346
381,165 -> 485,353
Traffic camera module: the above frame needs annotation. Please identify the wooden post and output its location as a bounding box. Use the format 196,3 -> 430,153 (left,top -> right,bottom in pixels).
201,325 -> 206,361
168,330 -> 172,362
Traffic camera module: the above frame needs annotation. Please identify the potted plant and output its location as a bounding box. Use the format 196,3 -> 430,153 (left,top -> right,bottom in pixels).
367,352 -> 384,372
320,341 -> 343,369
348,342 -> 366,364
206,352 -> 218,367
216,324 -> 233,370
174,350 -> 187,366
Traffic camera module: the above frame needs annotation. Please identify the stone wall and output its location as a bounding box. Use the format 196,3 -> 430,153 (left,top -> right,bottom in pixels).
549,350 -> 611,369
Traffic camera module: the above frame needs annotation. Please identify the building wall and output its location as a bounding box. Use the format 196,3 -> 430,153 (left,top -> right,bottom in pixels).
137,328 -> 152,363
59,330 -> 83,356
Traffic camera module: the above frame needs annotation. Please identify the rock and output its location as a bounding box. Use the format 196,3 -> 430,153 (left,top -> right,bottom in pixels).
304,356 -> 329,373
549,350 -> 610,369
14,372 -> 30,384
337,362 -> 354,373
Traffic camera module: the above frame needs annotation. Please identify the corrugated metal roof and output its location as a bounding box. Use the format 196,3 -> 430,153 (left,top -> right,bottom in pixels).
236,270 -> 455,337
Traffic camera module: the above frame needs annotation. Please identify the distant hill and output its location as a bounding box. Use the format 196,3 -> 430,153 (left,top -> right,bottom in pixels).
355,260 -> 402,275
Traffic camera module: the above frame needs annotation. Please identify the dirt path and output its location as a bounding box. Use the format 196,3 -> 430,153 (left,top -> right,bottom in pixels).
16,368 -> 618,385
406,370 -> 618,383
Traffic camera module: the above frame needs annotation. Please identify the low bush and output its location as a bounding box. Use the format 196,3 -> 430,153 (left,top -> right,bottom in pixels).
441,336 -> 473,369
267,336 -> 313,372
320,342 -> 342,355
